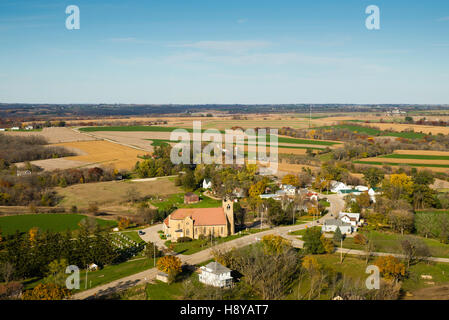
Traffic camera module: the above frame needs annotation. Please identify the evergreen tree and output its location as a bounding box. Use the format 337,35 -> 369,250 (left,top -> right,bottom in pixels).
333,227 -> 343,242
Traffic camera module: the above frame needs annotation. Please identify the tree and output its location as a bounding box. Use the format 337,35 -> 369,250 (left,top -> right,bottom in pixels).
22,283 -> 71,300
333,227 -> 343,242
363,167 -> 384,188
261,235 -> 292,254
281,174 -> 299,187
233,202 -> 246,226
118,217 -> 131,230
156,255 -> 182,278
400,237 -> 430,267
0,262 -> 15,283
387,210 -> 414,235
382,173 -> 414,202
45,259 -> 68,286
321,235 -> 334,254
248,180 -> 266,198
374,256 -> 406,281
301,255 -> 320,274
303,227 -> 325,254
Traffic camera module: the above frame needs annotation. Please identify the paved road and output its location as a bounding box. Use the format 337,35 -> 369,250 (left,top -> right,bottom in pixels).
74,193 -> 343,299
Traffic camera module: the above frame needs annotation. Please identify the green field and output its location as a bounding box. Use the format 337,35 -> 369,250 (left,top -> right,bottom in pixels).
317,124 -> 426,139
353,160 -> 449,168
0,214 -> 117,235
380,154 -> 449,161
342,230 -> 449,259
79,125 -> 339,147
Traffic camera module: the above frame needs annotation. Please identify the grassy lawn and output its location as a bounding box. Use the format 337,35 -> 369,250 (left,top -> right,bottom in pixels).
288,253 -> 449,298
119,230 -> 146,245
342,230 -> 449,259
22,257 -> 156,292
150,192 -> 222,211
145,260 -> 213,300
0,214 -> 116,235
166,229 -> 266,255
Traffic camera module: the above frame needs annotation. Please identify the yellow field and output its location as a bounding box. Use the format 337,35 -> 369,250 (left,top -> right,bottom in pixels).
54,140 -> 147,170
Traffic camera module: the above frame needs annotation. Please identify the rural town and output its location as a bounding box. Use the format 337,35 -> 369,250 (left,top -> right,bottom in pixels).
1,0 -> 449,316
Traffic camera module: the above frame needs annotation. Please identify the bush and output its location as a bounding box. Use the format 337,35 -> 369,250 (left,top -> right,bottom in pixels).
177,237 -> 192,243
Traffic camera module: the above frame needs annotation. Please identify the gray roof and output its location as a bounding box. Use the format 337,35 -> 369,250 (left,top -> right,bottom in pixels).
203,261 -> 231,274
324,219 -> 352,227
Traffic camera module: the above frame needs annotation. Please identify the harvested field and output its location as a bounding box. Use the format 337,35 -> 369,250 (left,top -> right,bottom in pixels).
4,127 -> 97,143
371,122 -> 449,136
53,140 -> 147,170
56,177 -> 181,209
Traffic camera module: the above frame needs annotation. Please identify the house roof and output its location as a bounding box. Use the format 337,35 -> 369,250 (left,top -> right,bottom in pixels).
323,219 -> 352,227
202,261 -> 231,274
169,207 -> 227,226
185,192 -> 198,197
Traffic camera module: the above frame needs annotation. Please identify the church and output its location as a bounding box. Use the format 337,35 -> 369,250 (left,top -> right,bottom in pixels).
163,199 -> 235,241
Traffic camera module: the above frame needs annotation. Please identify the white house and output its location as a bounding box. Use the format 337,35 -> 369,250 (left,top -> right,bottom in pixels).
339,212 -> 361,227
0,128 -> 5,132
11,127 -> 20,131
368,188 -> 377,203
355,185 -> 369,192
25,125 -> 33,130
202,179 -> 212,189
330,181 -> 350,193
322,219 -> 353,235
199,261 -> 233,288
281,184 -> 297,196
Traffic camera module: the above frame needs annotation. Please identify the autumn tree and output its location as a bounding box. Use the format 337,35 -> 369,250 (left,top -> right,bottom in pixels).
374,255 -> 406,281
22,283 -> 71,300
301,255 -> 320,274
156,255 -> 182,279
261,235 -> 292,254
118,217 -> 131,230
281,174 -> 300,187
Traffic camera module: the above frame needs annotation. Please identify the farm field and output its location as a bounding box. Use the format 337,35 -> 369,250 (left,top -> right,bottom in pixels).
4,127 -> 97,143
56,177 -> 181,210
315,124 -> 426,139
0,214 -> 116,235
355,150 -> 449,171
53,140 -> 147,170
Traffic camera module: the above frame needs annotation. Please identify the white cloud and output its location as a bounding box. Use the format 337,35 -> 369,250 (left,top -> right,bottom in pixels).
237,18 -> 248,24
437,16 -> 449,21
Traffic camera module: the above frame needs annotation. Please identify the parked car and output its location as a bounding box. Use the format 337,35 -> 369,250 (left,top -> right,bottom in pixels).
138,231 -> 145,235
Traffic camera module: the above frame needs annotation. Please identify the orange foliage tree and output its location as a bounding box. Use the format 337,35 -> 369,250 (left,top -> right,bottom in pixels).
156,255 -> 182,276
374,255 -> 406,281
22,283 -> 71,300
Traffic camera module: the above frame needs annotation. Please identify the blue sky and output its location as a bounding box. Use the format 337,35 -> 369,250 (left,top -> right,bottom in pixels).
0,0 -> 448,104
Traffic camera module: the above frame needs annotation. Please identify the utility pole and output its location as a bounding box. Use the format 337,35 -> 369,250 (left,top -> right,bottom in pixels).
340,238 -> 343,264
85,264 -> 88,289
309,105 -> 311,129
153,242 -> 156,266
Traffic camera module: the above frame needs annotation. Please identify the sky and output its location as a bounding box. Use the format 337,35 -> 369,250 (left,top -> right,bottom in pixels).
0,0 -> 448,104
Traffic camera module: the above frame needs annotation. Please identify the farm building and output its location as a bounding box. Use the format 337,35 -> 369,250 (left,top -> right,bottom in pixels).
163,199 -> 235,241
199,261 -> 233,288
184,192 -> 199,204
